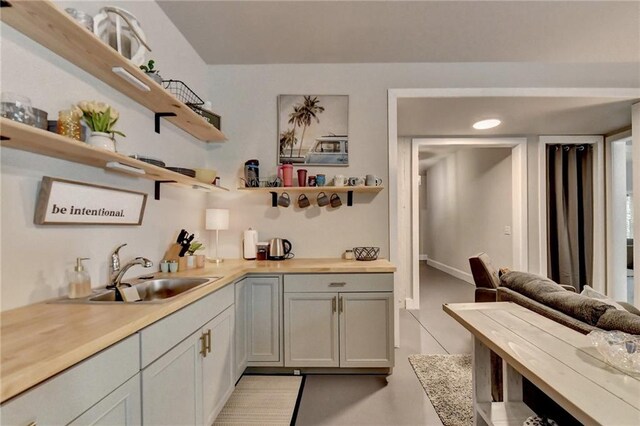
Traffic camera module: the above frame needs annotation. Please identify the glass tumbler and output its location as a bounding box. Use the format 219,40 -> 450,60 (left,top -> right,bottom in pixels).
1,92 -> 35,126
57,109 -> 82,141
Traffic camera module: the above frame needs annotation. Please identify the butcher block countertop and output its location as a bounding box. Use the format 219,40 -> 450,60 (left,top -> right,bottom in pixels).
0,258 -> 395,403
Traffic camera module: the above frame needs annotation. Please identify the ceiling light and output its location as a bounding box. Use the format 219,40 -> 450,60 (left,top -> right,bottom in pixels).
473,119 -> 501,130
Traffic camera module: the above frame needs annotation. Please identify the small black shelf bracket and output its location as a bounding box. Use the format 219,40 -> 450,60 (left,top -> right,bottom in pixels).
269,191 -> 278,207
154,112 -> 177,134
0,135 -> 10,141
1,1 -> 13,7
347,191 -> 354,207
154,180 -> 176,200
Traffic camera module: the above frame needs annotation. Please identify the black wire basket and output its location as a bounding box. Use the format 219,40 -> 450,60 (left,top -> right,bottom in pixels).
353,247 -> 380,261
162,80 -> 204,106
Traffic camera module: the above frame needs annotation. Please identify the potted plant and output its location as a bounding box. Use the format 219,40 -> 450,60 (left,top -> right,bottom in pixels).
140,59 -> 163,84
187,241 -> 205,268
76,101 -> 125,152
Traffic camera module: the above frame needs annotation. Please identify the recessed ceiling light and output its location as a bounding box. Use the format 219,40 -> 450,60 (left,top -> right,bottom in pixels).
473,119 -> 501,130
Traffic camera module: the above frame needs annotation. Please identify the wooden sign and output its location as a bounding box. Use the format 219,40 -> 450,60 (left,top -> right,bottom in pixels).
35,177 -> 147,225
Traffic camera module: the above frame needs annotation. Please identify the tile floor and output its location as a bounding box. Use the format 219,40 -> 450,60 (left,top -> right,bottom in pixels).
295,263 -> 475,425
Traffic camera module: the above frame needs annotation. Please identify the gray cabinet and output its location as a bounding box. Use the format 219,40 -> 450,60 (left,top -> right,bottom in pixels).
284,293 -> 339,367
234,278 -> 249,381
0,335 -> 140,426
69,374 -> 141,425
246,276 -> 283,365
283,274 -> 394,368
140,285 -> 235,425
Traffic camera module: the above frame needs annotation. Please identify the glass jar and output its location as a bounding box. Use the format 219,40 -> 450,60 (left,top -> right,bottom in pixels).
57,109 -> 82,141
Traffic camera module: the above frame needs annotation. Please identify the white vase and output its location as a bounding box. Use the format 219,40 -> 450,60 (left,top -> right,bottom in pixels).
87,131 -> 116,152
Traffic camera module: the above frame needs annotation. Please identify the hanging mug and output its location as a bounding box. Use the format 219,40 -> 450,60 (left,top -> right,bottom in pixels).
330,193 -> 342,207
317,191 -> 330,207
298,194 -> 311,208
277,192 -> 291,207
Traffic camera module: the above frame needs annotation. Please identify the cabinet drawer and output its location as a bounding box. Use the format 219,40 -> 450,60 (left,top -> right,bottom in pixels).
140,284 -> 234,367
284,273 -> 393,293
0,335 -> 139,426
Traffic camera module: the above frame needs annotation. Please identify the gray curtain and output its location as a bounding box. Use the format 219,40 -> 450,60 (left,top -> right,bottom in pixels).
547,144 -> 594,290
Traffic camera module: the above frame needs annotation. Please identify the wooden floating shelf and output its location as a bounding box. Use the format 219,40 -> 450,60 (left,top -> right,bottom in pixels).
237,186 -> 384,194
238,185 -> 383,207
0,118 -> 229,198
0,0 -> 225,142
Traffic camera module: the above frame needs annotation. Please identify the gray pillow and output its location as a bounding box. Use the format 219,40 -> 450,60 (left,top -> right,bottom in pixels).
596,310 -> 640,335
500,271 -> 565,299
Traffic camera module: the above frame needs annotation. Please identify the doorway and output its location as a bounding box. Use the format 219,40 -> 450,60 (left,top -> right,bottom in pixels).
407,138 -> 527,308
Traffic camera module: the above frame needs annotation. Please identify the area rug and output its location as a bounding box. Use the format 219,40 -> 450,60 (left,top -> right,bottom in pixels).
408,354 -> 473,426
214,375 -> 303,426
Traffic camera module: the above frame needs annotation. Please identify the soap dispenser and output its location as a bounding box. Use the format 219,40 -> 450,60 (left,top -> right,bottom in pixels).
68,257 -> 92,299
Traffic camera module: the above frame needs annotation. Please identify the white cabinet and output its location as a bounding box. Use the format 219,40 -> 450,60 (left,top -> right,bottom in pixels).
0,335 -> 140,426
283,274 -> 394,368
246,276 -> 283,365
140,285 -> 235,425
69,374 -> 141,425
284,293 -> 339,367
234,278 -> 249,381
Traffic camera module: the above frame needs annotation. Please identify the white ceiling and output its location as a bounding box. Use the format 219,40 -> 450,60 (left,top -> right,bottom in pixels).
158,1 -> 639,65
398,96 -> 638,136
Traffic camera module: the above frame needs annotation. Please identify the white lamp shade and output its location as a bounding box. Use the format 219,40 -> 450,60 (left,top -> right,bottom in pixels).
206,209 -> 229,230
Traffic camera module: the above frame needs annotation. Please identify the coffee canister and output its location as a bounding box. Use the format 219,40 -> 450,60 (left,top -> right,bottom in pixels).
244,159 -> 259,187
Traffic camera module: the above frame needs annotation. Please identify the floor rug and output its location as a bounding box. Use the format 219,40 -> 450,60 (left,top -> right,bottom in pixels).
408,354 -> 473,426
214,375 -> 303,426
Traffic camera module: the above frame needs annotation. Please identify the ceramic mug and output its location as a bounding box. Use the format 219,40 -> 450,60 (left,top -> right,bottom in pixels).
365,174 -> 383,186
278,192 -> 291,207
297,169 -> 308,187
330,193 -> 342,207
169,260 -> 178,273
334,175 -> 345,187
298,194 -> 311,208
348,177 -> 364,186
308,176 -> 317,187
160,260 -> 170,273
316,174 -> 326,186
317,191 -> 330,207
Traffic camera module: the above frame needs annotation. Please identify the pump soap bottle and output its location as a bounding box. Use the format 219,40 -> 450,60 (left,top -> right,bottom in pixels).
68,257 -> 92,299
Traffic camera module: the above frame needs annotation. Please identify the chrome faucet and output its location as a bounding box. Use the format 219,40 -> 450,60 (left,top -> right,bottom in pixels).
110,243 -> 128,285
108,257 -> 153,289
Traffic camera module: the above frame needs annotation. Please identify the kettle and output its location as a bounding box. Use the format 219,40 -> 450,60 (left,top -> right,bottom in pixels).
268,238 -> 292,260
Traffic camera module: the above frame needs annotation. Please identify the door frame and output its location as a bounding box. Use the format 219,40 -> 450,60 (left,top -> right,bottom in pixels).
537,135 -> 605,293
387,88 -> 640,345
407,137 -> 527,309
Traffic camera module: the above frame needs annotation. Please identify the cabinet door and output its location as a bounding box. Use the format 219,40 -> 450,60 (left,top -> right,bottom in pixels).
234,278 -> 249,381
202,305 -> 235,426
69,374 -> 141,425
142,330 -> 203,425
247,277 -> 282,363
284,292 -> 339,367
339,292 -> 394,368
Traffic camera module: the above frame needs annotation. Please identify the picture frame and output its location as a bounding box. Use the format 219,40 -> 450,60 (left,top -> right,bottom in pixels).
278,94 -> 349,166
34,177 -> 147,225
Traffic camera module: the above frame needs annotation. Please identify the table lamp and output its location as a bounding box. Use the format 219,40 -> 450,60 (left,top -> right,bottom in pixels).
206,208 -> 229,263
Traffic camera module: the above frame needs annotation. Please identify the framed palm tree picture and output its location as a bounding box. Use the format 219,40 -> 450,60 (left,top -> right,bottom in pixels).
278,95 -> 349,166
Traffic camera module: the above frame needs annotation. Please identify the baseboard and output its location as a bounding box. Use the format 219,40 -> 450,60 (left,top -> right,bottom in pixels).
419,254 -> 429,261
426,259 -> 475,285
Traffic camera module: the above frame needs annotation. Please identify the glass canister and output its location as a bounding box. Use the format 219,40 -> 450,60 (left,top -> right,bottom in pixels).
57,108 -> 83,141
244,159 -> 259,187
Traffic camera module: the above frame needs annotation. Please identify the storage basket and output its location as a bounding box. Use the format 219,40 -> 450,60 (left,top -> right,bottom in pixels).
162,80 -> 204,106
353,247 -> 380,261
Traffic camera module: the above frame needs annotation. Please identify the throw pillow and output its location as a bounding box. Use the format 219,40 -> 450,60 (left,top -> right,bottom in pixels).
596,310 -> 640,335
499,271 -> 564,299
580,285 -> 627,311
539,291 -> 613,326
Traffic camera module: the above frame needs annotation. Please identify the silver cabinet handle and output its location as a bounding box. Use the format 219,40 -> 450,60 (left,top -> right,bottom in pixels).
329,282 -> 346,287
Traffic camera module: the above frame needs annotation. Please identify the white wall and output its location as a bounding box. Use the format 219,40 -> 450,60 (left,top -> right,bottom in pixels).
0,1 -> 213,310
424,148 -> 513,274
207,63 -> 638,263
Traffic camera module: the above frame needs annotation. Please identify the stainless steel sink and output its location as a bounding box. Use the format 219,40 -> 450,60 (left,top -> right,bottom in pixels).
56,277 -> 221,304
